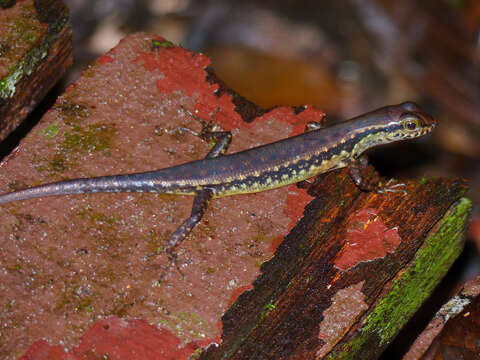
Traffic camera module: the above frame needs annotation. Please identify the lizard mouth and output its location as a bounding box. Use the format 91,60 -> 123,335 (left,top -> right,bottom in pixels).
386,124 -> 435,141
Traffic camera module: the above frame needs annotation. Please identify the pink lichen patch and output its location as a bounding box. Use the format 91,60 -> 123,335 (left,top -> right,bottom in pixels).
21,317 -> 212,360
75,317 -> 210,359
132,36 -> 242,130
316,281 -> 368,358
283,185 -> 314,232
289,105 -> 326,136
97,55 -> 114,65
239,106 -> 325,135
334,208 -> 402,271
20,340 -> 69,360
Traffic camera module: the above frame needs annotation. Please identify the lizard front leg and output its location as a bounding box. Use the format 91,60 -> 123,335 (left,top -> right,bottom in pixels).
347,156 -> 407,194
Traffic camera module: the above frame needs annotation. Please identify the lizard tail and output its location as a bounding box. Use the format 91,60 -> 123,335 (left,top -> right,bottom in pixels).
0,173 -> 189,205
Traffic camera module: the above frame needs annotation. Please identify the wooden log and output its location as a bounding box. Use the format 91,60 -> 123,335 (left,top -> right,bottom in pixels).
200,173 -> 471,359
0,0 -> 72,141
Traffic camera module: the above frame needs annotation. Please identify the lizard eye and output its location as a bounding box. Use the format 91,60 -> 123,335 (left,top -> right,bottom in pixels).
400,114 -> 420,131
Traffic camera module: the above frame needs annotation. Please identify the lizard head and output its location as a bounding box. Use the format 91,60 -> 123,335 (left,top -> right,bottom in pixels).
383,102 -> 436,141
349,102 -> 436,158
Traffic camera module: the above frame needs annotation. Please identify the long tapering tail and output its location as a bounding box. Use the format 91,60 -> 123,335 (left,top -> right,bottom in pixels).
0,172 -> 187,205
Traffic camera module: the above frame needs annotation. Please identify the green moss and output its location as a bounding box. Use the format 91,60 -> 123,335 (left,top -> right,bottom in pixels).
55,282 -> 94,313
89,212 -> 117,225
48,153 -> 67,172
158,310 -> 207,339
6,263 -> 22,272
0,5 -> 41,96
250,230 -> 268,246
5,3 -> 41,51
7,180 -> 27,192
151,39 -> 174,50
74,295 -> 93,312
189,348 -> 205,359
74,207 -> 124,251
258,300 -> 276,323
38,122 -> 115,177
0,65 -> 23,98
56,101 -> 90,124
42,123 -> 59,138
152,193 -> 178,203
35,98 -> 114,176
329,197 -> 472,359
62,124 -> 114,153
17,4 -> 40,45
0,1 -> 68,98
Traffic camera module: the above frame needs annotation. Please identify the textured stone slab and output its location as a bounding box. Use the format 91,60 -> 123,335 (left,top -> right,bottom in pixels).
0,33 -> 320,358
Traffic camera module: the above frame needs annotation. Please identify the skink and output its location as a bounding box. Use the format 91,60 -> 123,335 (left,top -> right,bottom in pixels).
0,102 -> 436,270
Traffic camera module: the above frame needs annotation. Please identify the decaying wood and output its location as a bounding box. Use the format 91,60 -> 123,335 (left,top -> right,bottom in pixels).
403,275 -> 480,360
200,169 -> 471,359
0,0 -> 72,141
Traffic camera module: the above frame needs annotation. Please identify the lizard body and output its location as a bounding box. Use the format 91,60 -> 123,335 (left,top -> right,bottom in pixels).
0,102 -> 434,202
0,102 -> 436,270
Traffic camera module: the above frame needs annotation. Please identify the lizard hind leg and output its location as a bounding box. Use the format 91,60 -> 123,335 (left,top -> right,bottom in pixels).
159,107 -> 233,278
164,188 -> 214,276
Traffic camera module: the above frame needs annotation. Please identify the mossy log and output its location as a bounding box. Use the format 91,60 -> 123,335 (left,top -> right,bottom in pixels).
0,0 -> 72,141
201,169 -> 471,359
